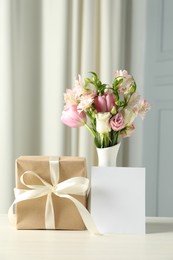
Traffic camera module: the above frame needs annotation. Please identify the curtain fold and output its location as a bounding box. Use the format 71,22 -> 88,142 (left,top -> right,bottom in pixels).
0,0 -> 14,212
0,0 -> 127,213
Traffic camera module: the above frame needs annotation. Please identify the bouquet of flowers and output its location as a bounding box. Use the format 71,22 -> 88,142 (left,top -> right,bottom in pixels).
61,70 -> 151,148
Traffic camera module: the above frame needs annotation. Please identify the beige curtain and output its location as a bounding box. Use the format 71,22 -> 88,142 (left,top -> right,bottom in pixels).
0,0 -> 127,213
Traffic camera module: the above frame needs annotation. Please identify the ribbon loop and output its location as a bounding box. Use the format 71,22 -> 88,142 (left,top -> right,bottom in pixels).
55,177 -> 89,196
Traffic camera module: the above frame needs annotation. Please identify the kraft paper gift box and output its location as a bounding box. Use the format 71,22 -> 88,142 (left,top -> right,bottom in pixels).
90,167 -> 145,234
15,156 -> 87,230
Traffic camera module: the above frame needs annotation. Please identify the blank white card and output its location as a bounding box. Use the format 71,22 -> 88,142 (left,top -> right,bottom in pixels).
90,167 -> 145,234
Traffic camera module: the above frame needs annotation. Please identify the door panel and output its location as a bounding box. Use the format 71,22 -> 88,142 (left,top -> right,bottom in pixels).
144,0 -> 173,216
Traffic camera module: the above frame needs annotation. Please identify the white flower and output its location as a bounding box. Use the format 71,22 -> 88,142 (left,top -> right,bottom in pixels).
95,112 -> 111,134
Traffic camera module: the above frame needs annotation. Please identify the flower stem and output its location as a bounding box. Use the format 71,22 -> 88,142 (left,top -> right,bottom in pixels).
84,124 -> 96,138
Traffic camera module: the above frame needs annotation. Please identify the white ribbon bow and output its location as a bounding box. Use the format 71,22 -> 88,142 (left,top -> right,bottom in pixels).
8,157 -> 100,235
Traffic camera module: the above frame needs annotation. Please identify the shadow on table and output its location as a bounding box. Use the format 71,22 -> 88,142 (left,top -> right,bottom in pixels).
146,221 -> 173,234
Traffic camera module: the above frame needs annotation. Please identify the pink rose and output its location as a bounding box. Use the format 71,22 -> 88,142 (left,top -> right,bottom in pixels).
94,93 -> 115,112
110,113 -> 125,131
61,105 -> 86,128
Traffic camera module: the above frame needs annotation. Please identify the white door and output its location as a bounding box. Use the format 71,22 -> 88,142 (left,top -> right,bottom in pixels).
144,0 -> 173,216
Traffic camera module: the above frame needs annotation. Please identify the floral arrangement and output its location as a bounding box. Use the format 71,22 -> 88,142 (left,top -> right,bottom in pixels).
61,70 -> 151,148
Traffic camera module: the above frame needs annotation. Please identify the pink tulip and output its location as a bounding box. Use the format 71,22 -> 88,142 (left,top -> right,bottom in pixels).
61,105 -> 86,128
110,113 -> 125,131
94,93 -> 115,112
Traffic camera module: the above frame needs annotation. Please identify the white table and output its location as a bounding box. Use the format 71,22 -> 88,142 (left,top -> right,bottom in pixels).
0,214 -> 173,260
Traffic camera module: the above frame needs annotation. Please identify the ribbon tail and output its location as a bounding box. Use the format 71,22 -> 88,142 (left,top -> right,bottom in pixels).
45,193 -> 55,229
60,194 -> 101,235
8,190 -> 33,225
8,188 -> 50,227
8,201 -> 16,225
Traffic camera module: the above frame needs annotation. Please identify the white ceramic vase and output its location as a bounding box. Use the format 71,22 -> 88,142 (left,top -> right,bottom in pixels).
96,143 -> 121,167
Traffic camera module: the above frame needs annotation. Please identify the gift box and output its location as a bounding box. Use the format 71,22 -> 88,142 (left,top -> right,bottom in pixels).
90,167 -> 145,234
15,156 -> 88,230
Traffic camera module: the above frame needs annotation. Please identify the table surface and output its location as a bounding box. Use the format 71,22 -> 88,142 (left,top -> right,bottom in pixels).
1,214 -> 173,260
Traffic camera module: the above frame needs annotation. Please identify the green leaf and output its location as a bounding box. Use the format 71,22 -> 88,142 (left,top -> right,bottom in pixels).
89,72 -> 98,83
89,71 -> 98,78
94,132 -> 102,148
129,81 -> 136,95
113,90 -> 119,101
111,131 -> 118,146
84,84 -> 90,90
85,78 -> 91,84
112,77 -> 123,89
116,100 -> 125,107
